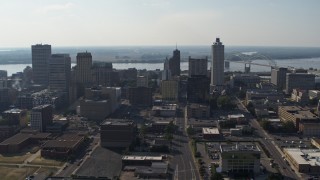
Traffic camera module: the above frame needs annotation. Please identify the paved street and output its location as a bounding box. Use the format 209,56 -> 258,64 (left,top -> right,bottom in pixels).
170,108 -> 200,180
235,97 -> 299,179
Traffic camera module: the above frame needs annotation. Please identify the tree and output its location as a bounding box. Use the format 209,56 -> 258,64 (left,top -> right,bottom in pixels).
211,173 -> 223,180
187,126 -> 196,136
164,121 -> 175,144
217,95 -> 235,110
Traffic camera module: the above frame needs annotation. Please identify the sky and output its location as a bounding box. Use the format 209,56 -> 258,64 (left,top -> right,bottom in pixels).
0,0 -> 319,47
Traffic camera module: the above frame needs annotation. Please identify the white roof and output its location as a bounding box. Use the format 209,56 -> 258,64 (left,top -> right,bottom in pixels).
285,148 -> 320,166
202,128 -> 219,135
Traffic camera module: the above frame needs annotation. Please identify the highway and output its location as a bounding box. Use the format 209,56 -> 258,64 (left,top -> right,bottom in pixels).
171,108 -> 200,180
235,97 -> 299,180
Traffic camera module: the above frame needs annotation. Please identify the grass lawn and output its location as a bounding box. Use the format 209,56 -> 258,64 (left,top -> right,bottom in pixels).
29,156 -> 64,166
35,167 -> 57,177
0,166 -> 37,180
0,153 -> 31,164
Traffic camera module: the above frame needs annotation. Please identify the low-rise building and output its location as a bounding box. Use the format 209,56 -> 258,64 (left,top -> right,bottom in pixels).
186,103 -> 210,119
291,89 -> 308,104
278,106 -> 320,135
220,143 -> 261,174
202,127 -> 220,139
309,90 -> 320,100
0,132 -> 51,153
100,119 -> 135,148
227,114 -> 246,124
80,99 -> 111,121
151,104 -> 177,117
122,155 -> 164,166
2,109 -> 27,126
230,128 -> 242,136
284,148 -> 320,174
128,87 -> 153,107
41,133 -> 85,159
230,73 -> 261,88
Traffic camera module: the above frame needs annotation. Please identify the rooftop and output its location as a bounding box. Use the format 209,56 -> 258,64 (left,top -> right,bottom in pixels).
42,134 -> 84,149
221,144 -> 260,153
3,109 -> 24,114
284,148 -> 320,166
202,127 -> 219,135
152,104 -> 177,111
122,155 -> 163,161
0,132 -> 51,145
101,119 -> 134,126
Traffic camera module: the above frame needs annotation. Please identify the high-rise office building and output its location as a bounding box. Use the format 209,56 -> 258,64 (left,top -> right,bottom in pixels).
188,56 -> 208,77
137,76 -> 148,87
285,73 -> 315,94
0,70 -> 7,89
76,52 -> 93,85
30,104 -> 53,132
169,48 -> 180,77
271,67 -> 288,90
31,44 -> 52,85
161,80 -> 179,102
162,58 -> 172,80
210,38 -> 224,92
187,75 -> 210,103
48,54 -> 71,92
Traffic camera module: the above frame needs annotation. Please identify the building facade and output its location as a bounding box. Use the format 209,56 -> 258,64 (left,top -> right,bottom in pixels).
271,67 -> 288,90
128,87 -> 153,106
161,80 -> 179,102
100,119 -> 135,148
188,56 -> 208,77
31,44 -> 52,85
220,144 -> 261,174
30,104 -> 53,132
285,73 -> 315,94
187,75 -> 210,103
48,54 -> 71,93
169,48 -> 180,77
210,38 -> 224,92
76,52 -> 93,85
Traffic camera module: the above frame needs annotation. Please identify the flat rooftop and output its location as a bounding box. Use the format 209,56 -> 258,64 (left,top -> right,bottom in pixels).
3,109 -> 24,114
202,128 -> 219,135
122,155 -> 163,161
101,119 -> 134,126
42,133 -> 84,149
188,103 -> 209,109
228,114 -> 245,119
152,104 -> 177,111
285,148 -> 320,166
0,132 -> 51,145
221,144 -> 260,153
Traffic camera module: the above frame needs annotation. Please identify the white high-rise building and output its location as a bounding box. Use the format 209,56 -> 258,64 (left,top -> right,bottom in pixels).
210,38 -> 224,92
31,44 -> 52,85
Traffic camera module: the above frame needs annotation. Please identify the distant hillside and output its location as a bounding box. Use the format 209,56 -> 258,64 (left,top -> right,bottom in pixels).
0,46 -> 320,64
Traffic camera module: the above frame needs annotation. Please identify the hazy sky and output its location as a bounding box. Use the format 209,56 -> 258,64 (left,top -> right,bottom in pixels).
0,0 -> 319,47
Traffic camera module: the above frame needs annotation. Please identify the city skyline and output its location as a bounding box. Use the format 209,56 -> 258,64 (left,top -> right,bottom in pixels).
0,0 -> 320,47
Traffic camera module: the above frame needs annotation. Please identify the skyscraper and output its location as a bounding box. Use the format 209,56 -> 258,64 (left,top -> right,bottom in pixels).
48,54 -> 71,92
31,44 -> 52,85
188,56 -> 208,77
76,52 -> 93,85
169,48 -> 180,77
210,38 -> 224,92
